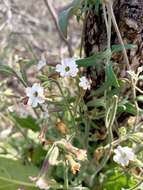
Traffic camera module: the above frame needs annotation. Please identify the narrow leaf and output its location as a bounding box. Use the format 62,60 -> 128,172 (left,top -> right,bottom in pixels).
112,44 -> 137,53
106,64 -> 119,88
76,49 -> 112,67
10,113 -> 40,132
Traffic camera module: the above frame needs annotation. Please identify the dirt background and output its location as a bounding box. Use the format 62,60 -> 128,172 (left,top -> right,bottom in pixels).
0,0 -> 81,61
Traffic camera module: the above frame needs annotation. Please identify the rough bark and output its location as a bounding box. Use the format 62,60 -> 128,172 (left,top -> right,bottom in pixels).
84,0 -> 143,91
83,1 -> 143,188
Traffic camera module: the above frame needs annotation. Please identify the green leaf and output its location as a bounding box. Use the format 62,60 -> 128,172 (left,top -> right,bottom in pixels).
69,188 -> 90,190
76,49 -> 112,67
19,61 -> 29,85
90,63 -> 119,97
87,98 -> 105,108
103,167 -> 136,190
58,0 -> 81,38
105,95 -> 118,129
95,0 -> 100,14
24,59 -> 37,69
112,44 -> 137,53
31,145 -> 47,165
91,82 -> 109,96
38,74 -> 48,81
58,7 -> 73,38
137,95 -> 143,102
106,64 -> 120,88
117,100 -> 139,115
0,156 -> 39,190
10,113 -> 40,132
117,105 -> 126,113
0,65 -> 15,77
139,75 -> 143,80
124,102 -> 137,115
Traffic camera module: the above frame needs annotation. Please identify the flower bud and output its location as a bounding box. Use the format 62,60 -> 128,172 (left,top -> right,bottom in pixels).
56,121 -> 69,135
48,146 -> 59,165
36,177 -> 50,190
66,155 -> 80,175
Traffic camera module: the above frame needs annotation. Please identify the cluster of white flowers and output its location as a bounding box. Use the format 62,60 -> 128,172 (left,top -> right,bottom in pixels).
25,58 -> 92,111
56,58 -> 92,90
113,146 -> 135,167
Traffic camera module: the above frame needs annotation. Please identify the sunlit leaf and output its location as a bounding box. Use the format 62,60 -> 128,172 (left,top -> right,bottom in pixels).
0,156 -> 39,190
0,65 -> 15,77
10,113 -> 40,132
137,95 -> 143,102
139,75 -> 143,80
58,0 -> 82,37
106,64 -> 119,88
112,44 -> 137,53
76,49 -> 112,67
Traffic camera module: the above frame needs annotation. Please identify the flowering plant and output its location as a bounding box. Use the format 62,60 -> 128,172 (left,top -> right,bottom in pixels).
0,0 -> 143,190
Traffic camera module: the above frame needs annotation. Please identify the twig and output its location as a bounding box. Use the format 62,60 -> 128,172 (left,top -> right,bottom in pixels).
135,86 -> 143,94
79,16 -> 86,58
43,0 -> 73,57
64,160 -> 69,190
107,1 -> 130,69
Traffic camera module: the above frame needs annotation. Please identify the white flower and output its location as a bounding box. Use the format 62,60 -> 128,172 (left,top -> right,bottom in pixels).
79,76 -> 92,90
26,83 -> 45,108
37,57 -> 46,70
8,106 -> 14,112
36,178 -> 50,190
137,66 -> 143,74
56,58 -> 78,77
0,128 -> 12,139
113,146 -> 135,167
75,149 -> 87,161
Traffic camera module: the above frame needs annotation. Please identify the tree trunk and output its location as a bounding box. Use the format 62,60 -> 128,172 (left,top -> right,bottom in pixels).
83,1 -> 143,188
84,0 -> 143,113
84,0 -> 143,84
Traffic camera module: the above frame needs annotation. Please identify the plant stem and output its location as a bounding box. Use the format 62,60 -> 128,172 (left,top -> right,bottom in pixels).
50,79 -> 76,129
38,145 -> 55,177
107,1 -> 130,69
64,161 -> 69,190
102,2 -> 111,50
